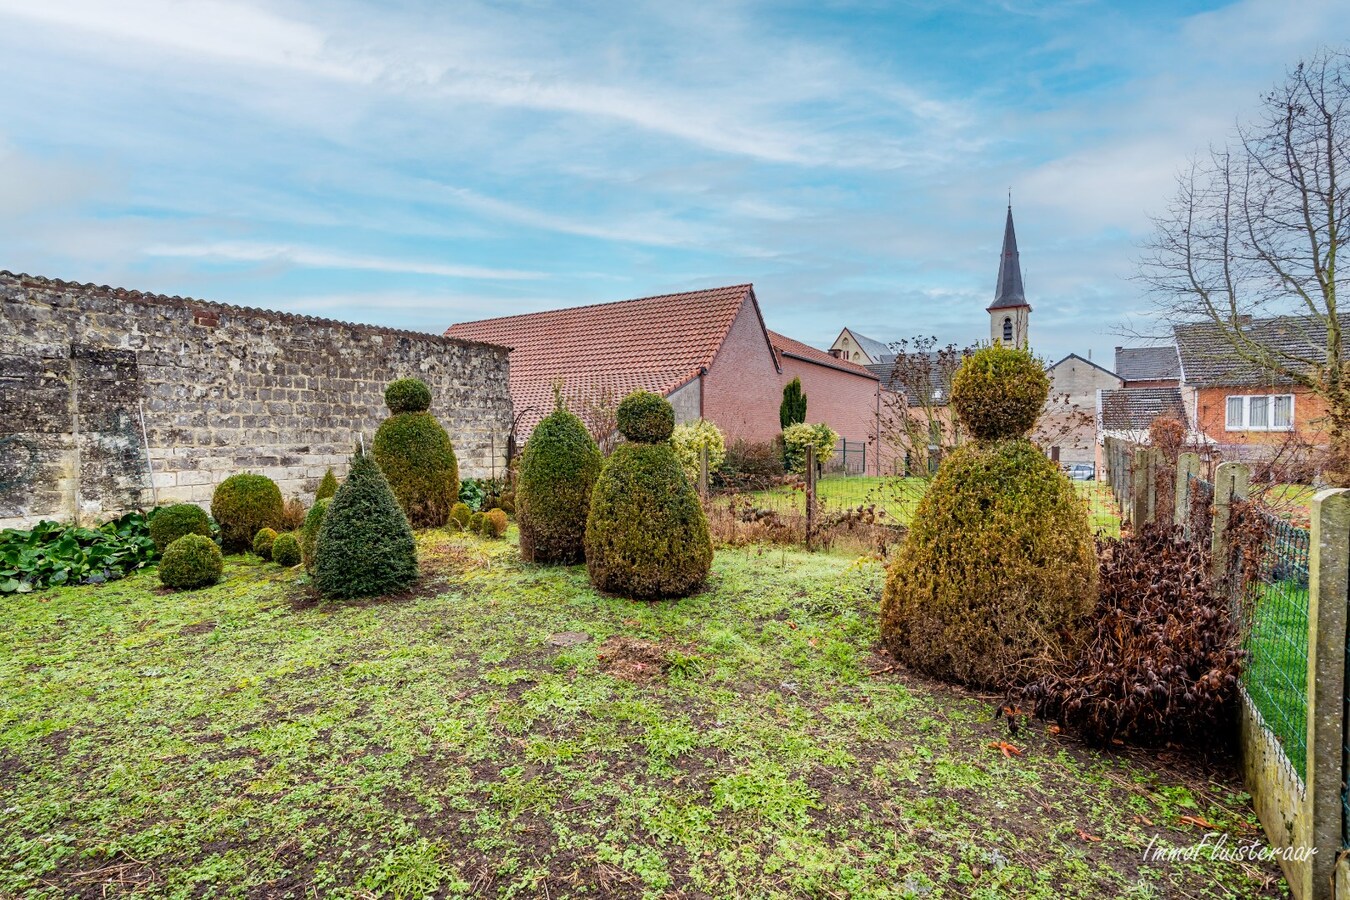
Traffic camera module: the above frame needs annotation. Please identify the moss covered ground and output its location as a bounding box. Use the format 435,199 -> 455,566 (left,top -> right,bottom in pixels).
1,532 -> 1282,898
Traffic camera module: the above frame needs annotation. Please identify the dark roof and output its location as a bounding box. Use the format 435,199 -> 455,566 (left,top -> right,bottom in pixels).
1173,314 -> 1350,387
987,205 -> 1030,311
1114,346 -> 1180,382
1099,388 -> 1187,431
867,351 -> 959,406
769,331 -> 879,380
841,329 -> 894,364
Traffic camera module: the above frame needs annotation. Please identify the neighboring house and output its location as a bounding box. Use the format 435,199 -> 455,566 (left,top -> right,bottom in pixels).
1098,387 -> 1196,444
445,284 -> 886,473
828,328 -> 893,365
1044,354 -> 1122,470
1113,346 -> 1180,389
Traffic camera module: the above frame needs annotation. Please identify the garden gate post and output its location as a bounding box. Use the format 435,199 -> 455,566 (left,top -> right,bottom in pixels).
805,445 -> 817,550
1131,448 -> 1151,527
1210,462 -> 1249,593
1174,452 -> 1201,527
1306,490 -> 1350,899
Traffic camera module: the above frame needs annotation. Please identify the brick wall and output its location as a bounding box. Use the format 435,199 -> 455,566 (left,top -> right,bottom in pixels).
1193,385 -> 1327,449
0,272 -> 513,529
777,356 -> 881,474
701,300 -> 783,443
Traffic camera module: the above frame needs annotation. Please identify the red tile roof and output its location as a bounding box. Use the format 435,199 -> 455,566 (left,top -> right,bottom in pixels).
446,285 -> 758,436
768,330 -> 879,379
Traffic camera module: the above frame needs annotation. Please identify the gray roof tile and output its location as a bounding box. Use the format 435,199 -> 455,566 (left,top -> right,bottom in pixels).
1173,314 -> 1350,387
1113,346 -> 1180,381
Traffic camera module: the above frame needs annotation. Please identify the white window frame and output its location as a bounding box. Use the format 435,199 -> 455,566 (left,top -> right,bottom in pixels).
1224,394 -> 1295,432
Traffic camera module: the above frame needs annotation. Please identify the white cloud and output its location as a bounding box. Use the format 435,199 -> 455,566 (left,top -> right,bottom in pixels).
142,241 -> 543,280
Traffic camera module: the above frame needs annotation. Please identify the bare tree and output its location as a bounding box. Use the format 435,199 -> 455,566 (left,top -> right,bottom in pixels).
874,337 -> 970,478
1139,49 -> 1350,478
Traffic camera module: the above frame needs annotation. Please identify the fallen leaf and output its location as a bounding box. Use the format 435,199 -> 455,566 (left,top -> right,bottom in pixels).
988,741 -> 1022,758
787,621 -> 798,630
808,638 -> 818,648
1075,829 -> 1102,843
1048,724 -> 1061,735
1132,815 -> 1154,826
1178,815 -> 1218,830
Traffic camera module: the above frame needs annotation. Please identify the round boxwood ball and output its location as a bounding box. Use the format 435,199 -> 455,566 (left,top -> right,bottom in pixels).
949,344 -> 1049,441
211,474 -> 284,554
271,532 -> 301,567
585,442 -> 712,600
253,527 -> 278,560
385,377 -> 432,414
300,497 -> 331,576
617,390 -> 675,443
482,508 -> 509,539
449,502 -> 472,530
149,503 -> 212,553
516,406 -> 602,564
469,511 -> 485,533
159,534 -> 224,590
879,438 -> 1097,689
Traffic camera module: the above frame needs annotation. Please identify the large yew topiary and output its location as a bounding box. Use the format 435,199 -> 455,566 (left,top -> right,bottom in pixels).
313,452 -> 418,599
211,474 -> 284,554
516,400 -> 602,564
372,378 -> 459,528
879,345 -> 1097,689
585,391 -> 712,600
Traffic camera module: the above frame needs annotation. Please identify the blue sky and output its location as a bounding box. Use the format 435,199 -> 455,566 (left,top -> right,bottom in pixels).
0,0 -> 1344,364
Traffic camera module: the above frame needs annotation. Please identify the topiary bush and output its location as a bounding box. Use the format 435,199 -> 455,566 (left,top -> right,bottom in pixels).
781,422 -> 838,475
313,452 -> 418,600
148,503 -> 212,553
615,390 -> 675,443
468,511 -> 484,533
449,502 -> 472,530
211,474 -> 284,554
585,391 -> 712,600
271,532 -> 302,567
516,402 -> 602,564
300,498 -> 330,576
159,534 -> 224,590
253,527 -> 278,560
880,346 -> 1096,689
672,419 -> 726,484
949,344 -> 1049,441
373,379 -> 459,528
482,508 -> 509,539
316,468 -> 339,501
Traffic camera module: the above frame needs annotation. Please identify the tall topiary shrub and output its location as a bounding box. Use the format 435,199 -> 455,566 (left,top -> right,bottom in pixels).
372,378 -> 459,528
211,474 -> 284,554
315,468 -> 339,501
879,345 -> 1096,689
300,497 -> 330,576
516,398 -> 602,564
585,390 -> 712,600
148,503 -> 212,553
780,377 -> 807,428
313,452 -> 418,599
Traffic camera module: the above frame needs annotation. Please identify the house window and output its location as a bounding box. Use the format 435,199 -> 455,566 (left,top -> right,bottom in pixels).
1225,394 -> 1294,431
1002,317 -> 1013,342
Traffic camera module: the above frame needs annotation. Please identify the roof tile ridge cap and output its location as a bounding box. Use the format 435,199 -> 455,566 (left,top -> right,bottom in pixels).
448,282 -> 754,330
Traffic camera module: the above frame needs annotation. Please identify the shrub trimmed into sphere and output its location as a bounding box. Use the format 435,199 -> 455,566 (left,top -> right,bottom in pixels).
481,508 -> 509,539
949,345 -> 1049,441
253,527 -> 278,560
517,405 -> 602,564
211,474 -> 284,553
373,380 -> 459,527
879,439 -> 1097,688
315,468 -> 339,501
384,378 -> 432,414
159,534 -> 224,590
617,390 -> 675,443
469,511 -> 484,533
314,452 -> 418,600
300,498 -> 330,576
149,503 -> 212,553
450,502 -> 472,530
271,532 -> 301,567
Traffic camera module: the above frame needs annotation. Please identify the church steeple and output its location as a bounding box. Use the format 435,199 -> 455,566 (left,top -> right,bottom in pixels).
987,202 -> 1031,347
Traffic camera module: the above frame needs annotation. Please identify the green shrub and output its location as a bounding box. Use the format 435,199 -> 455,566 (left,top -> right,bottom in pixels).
158,534 -> 223,590
616,390 -> 675,443
469,511 -> 485,533
1,512 -> 156,594
300,498 -> 330,576
879,438 -> 1097,689
781,422 -> 838,474
449,502 -> 472,530
148,503 -> 211,553
373,379 -> 459,527
949,344 -> 1049,441
516,404 -> 602,564
211,474 -> 284,553
271,532 -> 302,567
780,377 -> 807,428
586,391 -> 711,600
482,508 -> 509,539
671,419 -> 726,484
314,452 -> 418,600
252,527 -> 278,559
384,378 -> 432,414
315,468 -> 339,501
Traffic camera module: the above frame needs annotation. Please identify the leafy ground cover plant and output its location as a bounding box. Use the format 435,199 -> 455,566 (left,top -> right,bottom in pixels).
0,511 -> 156,594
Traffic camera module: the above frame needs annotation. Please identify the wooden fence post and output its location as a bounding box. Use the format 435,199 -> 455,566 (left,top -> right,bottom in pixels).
1174,452 -> 1201,527
1210,461 -> 1250,593
805,445 -> 817,550
698,446 -> 709,498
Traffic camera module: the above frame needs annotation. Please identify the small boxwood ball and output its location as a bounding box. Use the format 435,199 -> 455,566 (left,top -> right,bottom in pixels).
211,473 -> 284,553
450,502 -> 472,529
469,511 -> 485,533
159,534 -> 224,590
253,527 -> 278,560
617,390 -> 675,443
482,508 -> 509,539
149,503 -> 212,553
384,377 -> 432,414
949,345 -> 1049,441
271,532 -> 301,567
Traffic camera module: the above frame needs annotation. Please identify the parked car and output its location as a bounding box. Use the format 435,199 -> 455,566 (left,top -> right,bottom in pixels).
1065,463 -> 1096,481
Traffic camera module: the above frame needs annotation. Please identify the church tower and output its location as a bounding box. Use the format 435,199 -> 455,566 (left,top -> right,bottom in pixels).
987,204 -> 1031,347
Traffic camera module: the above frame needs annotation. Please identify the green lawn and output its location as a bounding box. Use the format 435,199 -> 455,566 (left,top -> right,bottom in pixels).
0,532 -> 1281,898
1242,580 -> 1311,780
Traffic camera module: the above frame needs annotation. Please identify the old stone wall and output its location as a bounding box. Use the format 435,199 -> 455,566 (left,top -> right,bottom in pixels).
0,271 -> 513,528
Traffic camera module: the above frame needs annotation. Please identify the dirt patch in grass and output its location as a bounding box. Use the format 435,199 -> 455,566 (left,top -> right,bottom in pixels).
596,635 -> 673,682
178,620 -> 216,636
